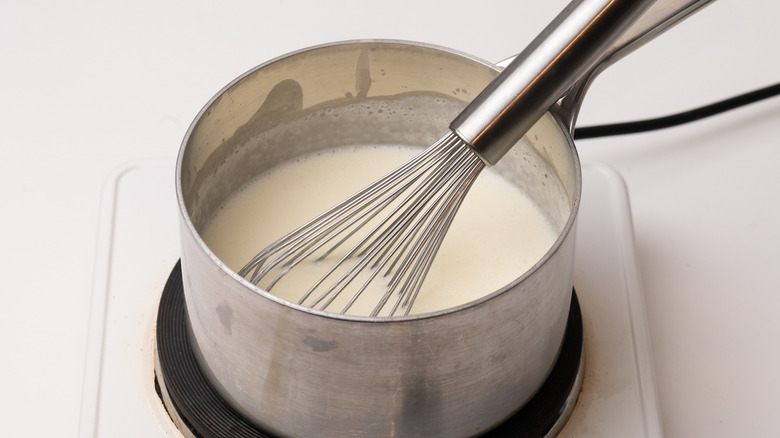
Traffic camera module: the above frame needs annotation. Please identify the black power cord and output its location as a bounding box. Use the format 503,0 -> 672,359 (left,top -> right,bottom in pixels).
573,82 -> 780,140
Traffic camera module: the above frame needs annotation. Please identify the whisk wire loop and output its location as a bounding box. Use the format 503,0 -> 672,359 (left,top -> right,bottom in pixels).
238,136 -> 451,273
292,135 -> 467,308
239,131 -> 485,316
238,137 -> 450,284
387,152 -> 485,315
307,134 -> 477,314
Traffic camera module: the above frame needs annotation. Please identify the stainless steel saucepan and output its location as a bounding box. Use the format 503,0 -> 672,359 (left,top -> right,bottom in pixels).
175,1 -> 713,436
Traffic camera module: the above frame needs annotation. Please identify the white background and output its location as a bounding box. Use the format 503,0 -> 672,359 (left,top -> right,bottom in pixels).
2,1 -> 779,436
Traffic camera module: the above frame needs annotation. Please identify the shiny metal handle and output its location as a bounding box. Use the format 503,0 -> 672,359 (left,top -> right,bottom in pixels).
450,0 -> 715,165
557,0 -> 717,133
450,0 -> 656,165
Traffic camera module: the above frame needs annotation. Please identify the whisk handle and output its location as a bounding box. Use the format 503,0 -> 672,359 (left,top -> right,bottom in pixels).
450,0 -> 655,165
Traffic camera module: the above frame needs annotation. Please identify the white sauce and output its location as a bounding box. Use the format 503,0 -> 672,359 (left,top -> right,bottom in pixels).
202,145 -> 558,316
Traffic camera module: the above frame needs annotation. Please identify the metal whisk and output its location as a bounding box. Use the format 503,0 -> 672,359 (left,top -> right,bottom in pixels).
239,132 -> 483,316
239,0 -> 656,316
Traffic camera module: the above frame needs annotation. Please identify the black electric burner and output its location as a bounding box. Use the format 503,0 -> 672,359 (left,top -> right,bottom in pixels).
155,261 -> 584,438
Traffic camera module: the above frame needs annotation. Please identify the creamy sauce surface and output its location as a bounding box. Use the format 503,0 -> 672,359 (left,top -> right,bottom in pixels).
203,145 -> 558,316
